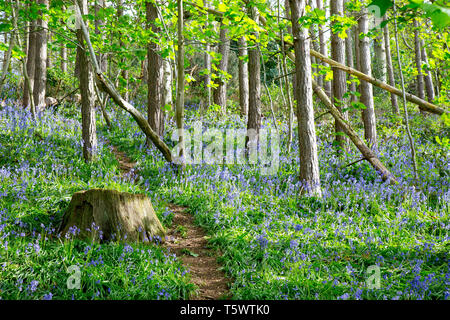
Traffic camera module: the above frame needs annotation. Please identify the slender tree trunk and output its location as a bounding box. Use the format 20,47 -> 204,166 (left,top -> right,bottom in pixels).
358,9 -> 377,147
0,32 -> 14,94
213,25 -> 230,112
413,18 -> 425,101
95,0 -> 107,73
345,27 -> 357,103
420,39 -> 435,103
77,0 -> 97,162
383,21 -> 399,114
204,0 -> 212,109
373,30 -> 386,84
246,8 -> 261,149
117,0 -> 129,101
331,0 -> 348,151
46,31 -> 52,70
33,0 -> 48,111
24,17 -> 36,109
289,0 -> 322,197
238,36 -> 249,117
175,0 -> 185,167
316,0 -> 330,96
146,0 -> 165,137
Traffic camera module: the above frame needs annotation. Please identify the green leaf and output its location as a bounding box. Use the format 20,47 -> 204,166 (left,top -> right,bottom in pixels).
368,0 -> 394,17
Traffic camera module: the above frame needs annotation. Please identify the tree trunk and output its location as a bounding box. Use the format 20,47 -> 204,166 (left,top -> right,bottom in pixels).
77,0 -> 97,162
420,39 -> 435,103
213,25 -> 230,112
175,0 -> 185,167
117,0 -> 129,101
413,18 -> 425,101
246,8 -> 261,149
238,36 -> 249,117
312,80 -> 397,184
345,26 -> 357,103
383,22 -> 399,114
33,0 -> 48,111
204,0 -> 212,108
373,30 -> 386,83
24,17 -> 36,109
58,189 -> 165,243
146,1 -> 165,137
358,9 -> 377,147
289,0 -> 322,197
331,0 -> 348,151
95,0 -> 107,73
316,0 -> 330,96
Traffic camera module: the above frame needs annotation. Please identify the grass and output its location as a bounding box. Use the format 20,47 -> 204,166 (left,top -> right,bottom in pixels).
0,96 -> 448,300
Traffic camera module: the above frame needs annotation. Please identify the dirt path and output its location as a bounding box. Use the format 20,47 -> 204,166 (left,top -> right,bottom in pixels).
108,142 -> 231,300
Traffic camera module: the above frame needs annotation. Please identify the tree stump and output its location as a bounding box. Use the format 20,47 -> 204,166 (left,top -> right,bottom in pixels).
58,189 -> 165,243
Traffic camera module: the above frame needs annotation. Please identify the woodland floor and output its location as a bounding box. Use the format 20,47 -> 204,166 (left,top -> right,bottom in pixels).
108,141 -> 230,300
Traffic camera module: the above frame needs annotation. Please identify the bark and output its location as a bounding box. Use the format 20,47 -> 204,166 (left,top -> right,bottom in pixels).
95,0 -> 107,73
23,18 -> 36,109
373,30 -> 386,83
238,36 -> 249,117
289,0 -> 322,197
175,0 -> 185,167
316,0 -> 330,96
146,1 -> 165,137
330,0 -> 348,150
74,0 -> 173,163
33,0 -> 48,111
204,0 -> 212,108
345,27 -> 357,103
358,9 -> 377,147
77,0 -> 97,162
213,25 -> 230,111
246,7 -> 261,149
117,0 -> 129,101
420,39 -> 435,103
0,32 -> 14,94
413,19 -> 425,101
312,80 -> 398,184
383,22 -> 399,114
58,189 -> 165,243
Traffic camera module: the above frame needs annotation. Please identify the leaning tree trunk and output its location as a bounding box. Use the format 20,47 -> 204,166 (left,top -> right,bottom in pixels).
213,25 -> 230,112
33,0 -> 48,111
238,36 -> 249,117
358,9 -> 377,147
95,0 -> 107,73
383,21 -> 399,114
146,1 -> 165,137
413,18 -> 425,101
58,189 -> 165,243
77,0 -> 97,162
246,8 -> 261,150
289,0 -> 322,197
331,0 -> 348,151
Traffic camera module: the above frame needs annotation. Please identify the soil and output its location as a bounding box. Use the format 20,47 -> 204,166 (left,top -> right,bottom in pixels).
108,141 -> 231,300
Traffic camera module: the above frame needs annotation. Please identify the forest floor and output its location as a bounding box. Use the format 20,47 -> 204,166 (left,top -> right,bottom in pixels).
108,140 -> 230,300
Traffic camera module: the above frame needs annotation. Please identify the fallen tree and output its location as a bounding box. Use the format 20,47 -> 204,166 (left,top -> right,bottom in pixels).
311,79 -> 398,185
74,1 -> 173,163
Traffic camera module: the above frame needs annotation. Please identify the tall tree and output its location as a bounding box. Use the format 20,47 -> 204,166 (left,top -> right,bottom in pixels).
238,36 -> 249,117
420,38 -> 435,103
316,0 -> 331,96
117,0 -> 129,101
345,26 -> 357,103
33,0 -> 49,110
358,8 -> 377,147
383,21 -> 399,113
213,25 -> 230,112
330,0 -> 348,150
413,18 -> 425,101
146,0 -> 165,137
175,0 -> 185,167
95,0 -> 107,73
289,0 -> 322,197
76,0 -> 97,162
246,7 -> 261,149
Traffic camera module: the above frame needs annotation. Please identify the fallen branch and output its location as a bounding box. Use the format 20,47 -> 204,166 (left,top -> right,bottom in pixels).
312,79 -> 398,185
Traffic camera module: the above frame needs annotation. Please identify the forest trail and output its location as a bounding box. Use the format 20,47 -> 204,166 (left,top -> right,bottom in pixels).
108,142 -> 231,300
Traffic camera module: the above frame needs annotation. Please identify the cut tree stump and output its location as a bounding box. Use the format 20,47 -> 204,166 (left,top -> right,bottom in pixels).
58,189 -> 165,243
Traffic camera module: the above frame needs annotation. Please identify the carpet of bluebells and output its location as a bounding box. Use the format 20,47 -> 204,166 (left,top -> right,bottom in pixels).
0,101 -> 194,300
0,95 -> 449,300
